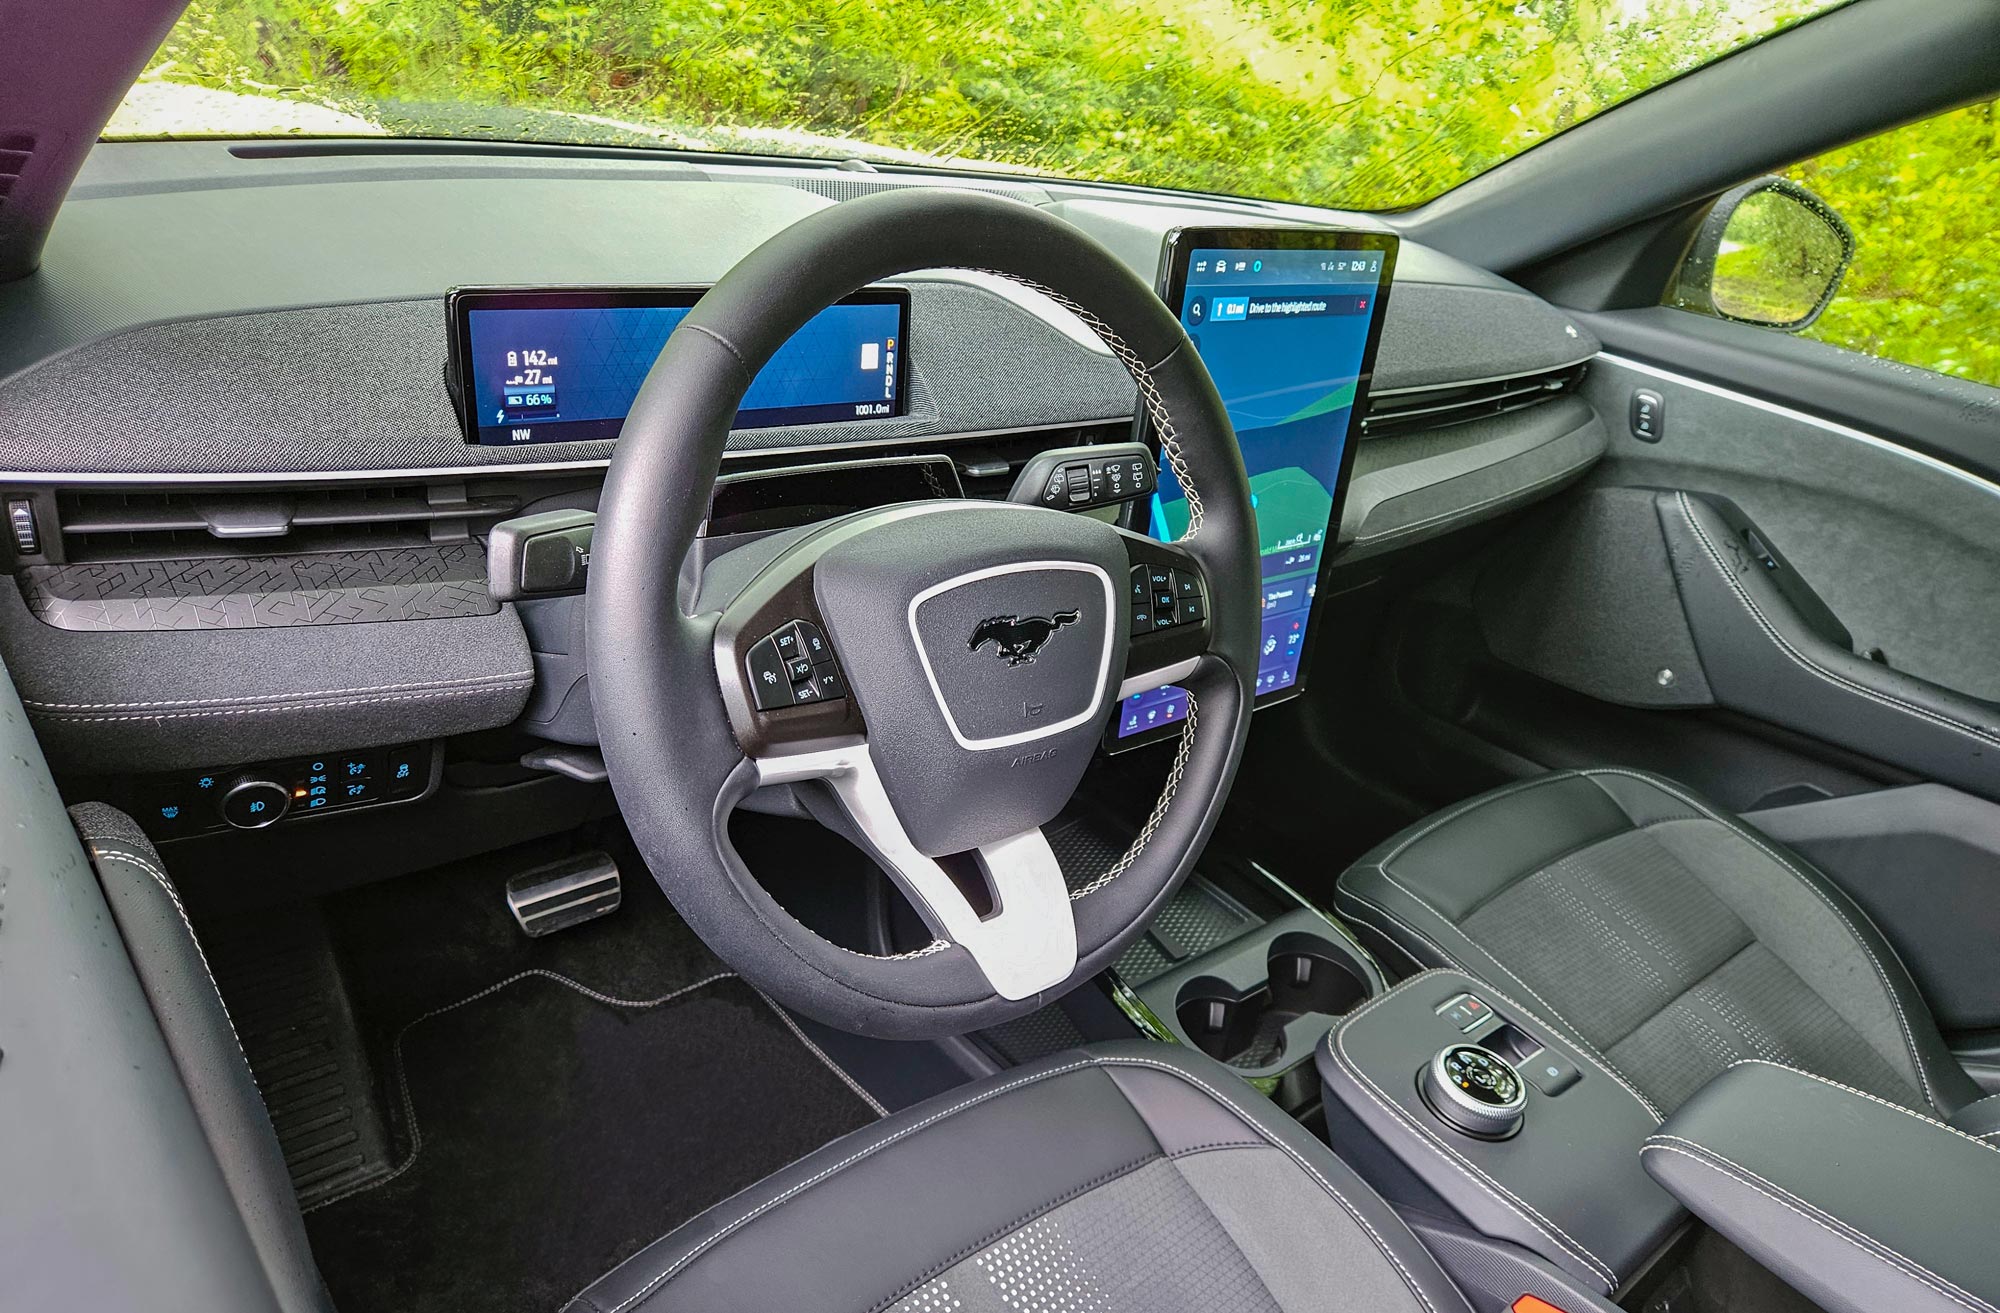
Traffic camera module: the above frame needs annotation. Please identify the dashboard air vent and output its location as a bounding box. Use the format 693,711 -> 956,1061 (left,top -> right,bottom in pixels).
53,481 -> 521,563
1361,363 -> 1587,440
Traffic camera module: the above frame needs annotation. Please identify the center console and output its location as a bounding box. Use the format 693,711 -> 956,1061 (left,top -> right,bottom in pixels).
1317,968 -> 1686,1299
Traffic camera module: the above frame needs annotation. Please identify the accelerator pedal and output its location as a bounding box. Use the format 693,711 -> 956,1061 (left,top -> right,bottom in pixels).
506,851 -> 622,937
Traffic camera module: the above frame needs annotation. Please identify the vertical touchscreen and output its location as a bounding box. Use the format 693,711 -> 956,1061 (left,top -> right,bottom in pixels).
1116,236 -> 1391,740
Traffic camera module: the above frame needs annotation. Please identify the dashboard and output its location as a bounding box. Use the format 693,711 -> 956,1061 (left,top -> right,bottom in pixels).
0,141 -> 1608,851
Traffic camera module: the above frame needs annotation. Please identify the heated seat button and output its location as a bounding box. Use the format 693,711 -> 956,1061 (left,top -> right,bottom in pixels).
747,637 -> 794,710
1522,1050 -> 1581,1097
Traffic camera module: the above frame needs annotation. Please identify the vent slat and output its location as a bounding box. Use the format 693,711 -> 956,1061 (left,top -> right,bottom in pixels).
54,482 -> 521,562
1362,363 -> 1586,439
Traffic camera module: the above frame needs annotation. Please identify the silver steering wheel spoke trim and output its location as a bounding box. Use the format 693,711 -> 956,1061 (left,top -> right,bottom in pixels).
755,740 -> 1079,1000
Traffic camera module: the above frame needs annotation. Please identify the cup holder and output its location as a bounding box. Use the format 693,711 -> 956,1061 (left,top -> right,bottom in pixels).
1173,930 -> 1372,1071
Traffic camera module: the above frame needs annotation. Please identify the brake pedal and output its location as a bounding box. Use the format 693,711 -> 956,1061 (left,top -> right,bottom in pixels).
506,851 -> 622,937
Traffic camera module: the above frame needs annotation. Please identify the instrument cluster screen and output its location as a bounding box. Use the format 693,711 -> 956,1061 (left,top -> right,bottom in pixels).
448,286 -> 908,446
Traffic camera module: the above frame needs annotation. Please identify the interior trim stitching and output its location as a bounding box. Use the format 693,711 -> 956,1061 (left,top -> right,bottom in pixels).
1639,1139 -> 1999,1313
867,1151 -> 1163,1313
1674,490 -> 2000,751
22,670 -> 539,711
1350,867 -> 1665,1121
1724,1060 -> 1997,1158
1070,689 -> 1198,901
28,681 -> 536,723
304,969 -> 740,1213
581,1053 -> 1450,1313
1329,968 -> 1624,1289
745,982 -> 890,1116
86,844 -> 247,1059
1581,768 -> 1940,1112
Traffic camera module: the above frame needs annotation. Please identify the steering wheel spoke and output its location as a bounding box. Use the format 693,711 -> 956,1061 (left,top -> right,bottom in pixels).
1117,530 -> 1213,698
757,741 -> 1079,1000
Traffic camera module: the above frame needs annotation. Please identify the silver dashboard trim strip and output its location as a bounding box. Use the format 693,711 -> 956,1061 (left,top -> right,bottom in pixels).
1595,352 -> 2000,503
0,417 -> 1136,486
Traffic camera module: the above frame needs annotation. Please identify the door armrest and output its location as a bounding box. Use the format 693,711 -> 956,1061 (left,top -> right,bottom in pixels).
1642,1061 -> 2000,1313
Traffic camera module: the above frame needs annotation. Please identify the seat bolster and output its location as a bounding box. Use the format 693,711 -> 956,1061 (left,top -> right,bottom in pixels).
569,1041 -> 1473,1313
70,802 -> 333,1313
1952,1093 -> 2000,1143
1581,768 -> 1981,1116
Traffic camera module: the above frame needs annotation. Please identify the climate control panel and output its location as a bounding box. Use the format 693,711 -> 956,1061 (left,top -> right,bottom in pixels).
132,741 -> 435,839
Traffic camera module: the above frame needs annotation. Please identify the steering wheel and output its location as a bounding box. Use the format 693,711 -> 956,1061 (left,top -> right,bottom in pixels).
587,190 -> 1259,1039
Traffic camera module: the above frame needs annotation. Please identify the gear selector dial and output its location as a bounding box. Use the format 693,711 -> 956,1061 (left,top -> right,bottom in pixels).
1421,1043 -> 1527,1139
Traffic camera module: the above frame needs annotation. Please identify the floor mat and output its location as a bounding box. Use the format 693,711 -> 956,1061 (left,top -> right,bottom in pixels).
303,969 -> 880,1313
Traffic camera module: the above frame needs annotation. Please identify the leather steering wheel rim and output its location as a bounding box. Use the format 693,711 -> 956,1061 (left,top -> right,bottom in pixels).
587,189 -> 1259,1039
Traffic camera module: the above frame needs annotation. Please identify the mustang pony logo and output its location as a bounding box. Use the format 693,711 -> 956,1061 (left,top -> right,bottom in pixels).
968,611 -> 1081,666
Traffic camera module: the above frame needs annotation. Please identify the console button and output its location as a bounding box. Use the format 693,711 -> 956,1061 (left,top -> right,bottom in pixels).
794,621 -> 835,666
385,746 -> 426,799
746,637 -> 794,710
144,786 -> 201,836
1436,992 -> 1491,1032
1522,1049 -> 1581,1097
221,776 -> 293,829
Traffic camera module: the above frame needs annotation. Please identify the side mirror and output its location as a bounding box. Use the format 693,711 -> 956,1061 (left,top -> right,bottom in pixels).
1671,176 -> 1854,331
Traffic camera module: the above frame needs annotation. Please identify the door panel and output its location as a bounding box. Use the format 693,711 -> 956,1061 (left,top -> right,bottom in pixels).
1580,351 -> 2000,706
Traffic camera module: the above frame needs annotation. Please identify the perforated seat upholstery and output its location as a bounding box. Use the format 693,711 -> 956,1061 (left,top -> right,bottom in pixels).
1335,769 -> 1981,1121
566,1042 -> 1473,1313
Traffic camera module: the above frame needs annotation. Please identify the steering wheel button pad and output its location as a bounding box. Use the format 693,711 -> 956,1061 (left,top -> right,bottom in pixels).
749,619 -> 849,711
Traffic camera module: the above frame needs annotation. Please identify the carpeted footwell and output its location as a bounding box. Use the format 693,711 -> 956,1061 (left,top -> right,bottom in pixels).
301,968 -> 881,1313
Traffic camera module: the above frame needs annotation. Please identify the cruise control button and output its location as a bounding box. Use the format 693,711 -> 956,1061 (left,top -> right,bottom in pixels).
770,625 -> 802,660
795,621 -> 834,666
810,666 -> 846,701
785,655 -> 815,682
747,637 -> 794,710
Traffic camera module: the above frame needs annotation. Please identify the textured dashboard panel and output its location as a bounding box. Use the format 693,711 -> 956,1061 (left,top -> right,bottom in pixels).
21,545 -> 496,630
0,281 -> 1133,476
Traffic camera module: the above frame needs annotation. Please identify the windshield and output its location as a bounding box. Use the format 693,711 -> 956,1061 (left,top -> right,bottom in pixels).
109,0 -> 1845,210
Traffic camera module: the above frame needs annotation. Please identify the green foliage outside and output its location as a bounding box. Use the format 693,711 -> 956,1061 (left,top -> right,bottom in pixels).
117,1 -> 1997,387
132,0 -> 1833,208
1781,100 -> 2000,387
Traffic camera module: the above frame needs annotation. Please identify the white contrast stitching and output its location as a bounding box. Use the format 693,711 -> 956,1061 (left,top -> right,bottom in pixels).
582,1053 -> 1445,1313
23,671 -> 538,711
89,845 -> 247,1059
1675,491 -> 2000,750
1721,1061 -> 1998,1157
28,681 -> 535,723
1329,967 -> 1626,1289
1640,1139 -> 1998,1313
1581,768 -> 1940,1113
305,970 -> 741,1212
1352,862 -> 1665,1121
1070,691 -> 1198,901
746,983 -> 890,1116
